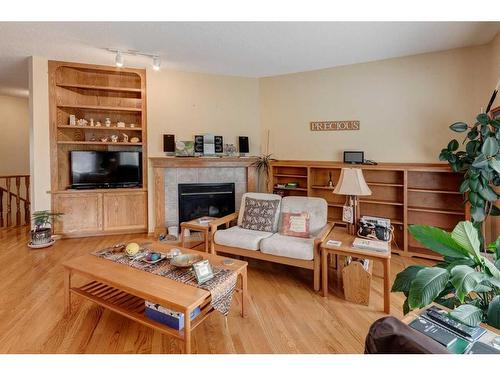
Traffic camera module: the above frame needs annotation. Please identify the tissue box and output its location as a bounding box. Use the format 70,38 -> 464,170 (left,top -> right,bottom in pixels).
144,301 -> 201,330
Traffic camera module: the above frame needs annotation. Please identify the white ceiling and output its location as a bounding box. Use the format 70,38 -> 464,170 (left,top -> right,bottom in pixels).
0,22 -> 499,96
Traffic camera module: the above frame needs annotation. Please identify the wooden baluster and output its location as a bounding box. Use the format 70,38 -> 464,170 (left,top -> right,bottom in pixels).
25,176 -> 30,226
6,178 -> 12,227
15,177 -> 21,226
0,188 -> 3,227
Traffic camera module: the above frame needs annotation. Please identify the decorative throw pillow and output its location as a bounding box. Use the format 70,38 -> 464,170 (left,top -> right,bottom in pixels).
280,212 -> 310,238
240,197 -> 280,232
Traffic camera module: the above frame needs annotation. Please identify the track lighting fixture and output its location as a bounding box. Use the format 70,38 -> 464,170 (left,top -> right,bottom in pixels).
152,56 -> 161,71
107,48 -> 161,71
115,51 -> 124,68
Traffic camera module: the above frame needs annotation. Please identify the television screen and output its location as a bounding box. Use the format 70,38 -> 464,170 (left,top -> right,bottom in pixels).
70,151 -> 142,189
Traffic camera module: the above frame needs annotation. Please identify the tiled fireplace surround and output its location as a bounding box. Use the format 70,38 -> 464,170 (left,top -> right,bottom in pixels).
164,167 -> 247,227
150,157 -> 258,236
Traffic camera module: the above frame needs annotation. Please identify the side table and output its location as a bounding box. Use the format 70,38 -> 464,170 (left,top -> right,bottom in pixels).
180,217 -> 217,253
321,227 -> 392,314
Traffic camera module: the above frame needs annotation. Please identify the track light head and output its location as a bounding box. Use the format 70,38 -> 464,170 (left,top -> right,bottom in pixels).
115,51 -> 124,68
152,56 -> 161,71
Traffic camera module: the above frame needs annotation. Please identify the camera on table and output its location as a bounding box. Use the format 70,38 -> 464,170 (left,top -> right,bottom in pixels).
357,216 -> 393,242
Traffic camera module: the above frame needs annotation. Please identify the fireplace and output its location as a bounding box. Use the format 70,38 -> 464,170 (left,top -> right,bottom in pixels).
178,183 -> 235,223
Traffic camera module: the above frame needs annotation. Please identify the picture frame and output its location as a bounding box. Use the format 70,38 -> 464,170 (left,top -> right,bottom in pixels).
192,259 -> 214,284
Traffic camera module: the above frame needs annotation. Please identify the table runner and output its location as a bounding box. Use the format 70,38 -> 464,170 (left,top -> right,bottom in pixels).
92,247 -> 237,316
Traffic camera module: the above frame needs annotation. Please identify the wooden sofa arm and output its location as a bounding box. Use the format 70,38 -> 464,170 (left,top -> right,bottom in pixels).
209,211 -> 239,232
314,222 -> 334,247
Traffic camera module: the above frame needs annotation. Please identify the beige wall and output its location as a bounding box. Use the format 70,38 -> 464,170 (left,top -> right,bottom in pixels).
260,44 -> 491,162
145,68 -> 260,230
0,95 -> 29,175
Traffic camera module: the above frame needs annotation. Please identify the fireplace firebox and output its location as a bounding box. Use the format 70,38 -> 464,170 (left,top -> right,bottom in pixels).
178,183 -> 235,224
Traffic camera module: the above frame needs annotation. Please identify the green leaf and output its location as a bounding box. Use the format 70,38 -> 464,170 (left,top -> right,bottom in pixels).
466,141 -> 480,156
403,298 -> 410,315
487,296 -> 500,329
482,277 -> 500,289
450,265 -> 485,302
478,185 -> 498,202
459,179 -> 470,193
489,158 -> 500,174
471,206 -> 486,222
451,221 -> 481,259
448,139 -> 459,152
482,256 -> 500,280
482,137 -> 499,157
449,122 -> 468,132
408,267 -> 449,309
477,113 -> 490,125
391,265 -> 426,293
449,304 -> 483,327
408,225 -> 470,258
469,177 -> 482,193
491,119 -> 500,129
490,205 -> 500,216
472,154 -> 488,168
468,192 -> 484,207
467,130 -> 479,140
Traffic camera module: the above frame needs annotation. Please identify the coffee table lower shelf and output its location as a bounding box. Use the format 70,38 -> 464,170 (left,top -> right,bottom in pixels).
70,281 -> 214,343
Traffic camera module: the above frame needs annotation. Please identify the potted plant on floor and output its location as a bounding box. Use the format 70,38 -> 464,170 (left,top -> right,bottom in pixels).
392,221 -> 500,329
30,210 -> 63,247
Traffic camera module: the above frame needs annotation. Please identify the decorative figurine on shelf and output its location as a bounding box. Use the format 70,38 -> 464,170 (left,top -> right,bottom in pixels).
76,118 -> 88,127
89,118 -> 94,127
129,123 -> 136,128
117,121 -> 126,128
105,118 -> 111,127
224,143 -> 237,157
95,121 -> 102,127
328,172 -> 334,188
122,133 -> 129,143
110,134 -> 119,143
69,114 -> 76,126
130,137 -> 140,143
100,137 -> 109,143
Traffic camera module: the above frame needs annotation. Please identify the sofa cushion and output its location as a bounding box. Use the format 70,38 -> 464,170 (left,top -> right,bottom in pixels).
260,233 -> 315,260
240,197 -> 280,232
280,196 -> 327,233
280,212 -> 310,238
237,192 -> 282,232
214,226 -> 274,251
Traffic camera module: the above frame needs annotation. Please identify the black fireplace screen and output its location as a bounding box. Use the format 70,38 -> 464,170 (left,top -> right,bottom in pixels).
178,183 -> 235,224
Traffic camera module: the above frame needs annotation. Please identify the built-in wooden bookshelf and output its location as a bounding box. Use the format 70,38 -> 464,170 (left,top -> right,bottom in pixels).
270,160 -> 467,260
48,61 -> 148,237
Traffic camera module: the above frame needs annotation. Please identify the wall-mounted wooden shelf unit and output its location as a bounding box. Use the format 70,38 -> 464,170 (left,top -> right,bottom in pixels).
48,60 -> 148,238
270,160 -> 468,260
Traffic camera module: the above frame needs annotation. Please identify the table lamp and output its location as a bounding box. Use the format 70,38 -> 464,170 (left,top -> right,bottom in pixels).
333,168 -> 372,235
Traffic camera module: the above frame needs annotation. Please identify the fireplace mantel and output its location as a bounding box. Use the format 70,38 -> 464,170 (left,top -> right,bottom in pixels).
150,156 -> 259,236
150,156 -> 258,168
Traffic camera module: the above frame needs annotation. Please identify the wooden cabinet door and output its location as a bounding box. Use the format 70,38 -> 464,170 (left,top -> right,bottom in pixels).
103,191 -> 147,232
53,193 -> 103,235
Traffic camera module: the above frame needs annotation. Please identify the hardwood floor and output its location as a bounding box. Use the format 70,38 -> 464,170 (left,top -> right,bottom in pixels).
0,227 -> 434,354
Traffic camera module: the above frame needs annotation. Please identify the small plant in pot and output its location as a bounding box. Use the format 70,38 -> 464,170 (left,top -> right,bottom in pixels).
30,210 -> 63,246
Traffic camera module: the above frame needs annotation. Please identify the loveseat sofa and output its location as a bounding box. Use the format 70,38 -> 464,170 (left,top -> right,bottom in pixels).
210,192 -> 332,291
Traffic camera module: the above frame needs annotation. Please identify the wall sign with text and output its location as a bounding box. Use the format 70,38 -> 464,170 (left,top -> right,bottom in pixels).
310,121 -> 360,131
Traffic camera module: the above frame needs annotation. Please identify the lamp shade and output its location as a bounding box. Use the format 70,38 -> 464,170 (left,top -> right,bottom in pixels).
333,168 -> 372,196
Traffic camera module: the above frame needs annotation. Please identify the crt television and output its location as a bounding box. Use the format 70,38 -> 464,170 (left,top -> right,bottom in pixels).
70,151 -> 142,189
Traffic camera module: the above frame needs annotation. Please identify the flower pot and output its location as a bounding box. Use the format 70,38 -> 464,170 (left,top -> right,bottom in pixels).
30,228 -> 53,245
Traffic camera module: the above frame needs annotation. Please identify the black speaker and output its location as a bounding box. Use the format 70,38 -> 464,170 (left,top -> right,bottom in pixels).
214,136 -> 223,153
194,135 -> 204,153
163,134 -> 175,153
238,136 -> 249,153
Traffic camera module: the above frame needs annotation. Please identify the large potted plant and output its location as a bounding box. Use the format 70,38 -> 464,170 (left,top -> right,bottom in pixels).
30,210 -> 62,246
392,221 -> 499,328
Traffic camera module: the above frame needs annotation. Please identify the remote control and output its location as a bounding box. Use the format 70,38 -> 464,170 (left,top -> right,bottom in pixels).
424,307 -> 485,341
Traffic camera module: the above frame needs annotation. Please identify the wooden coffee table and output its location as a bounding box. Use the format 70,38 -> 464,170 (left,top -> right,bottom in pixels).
63,242 -> 248,354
